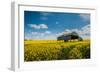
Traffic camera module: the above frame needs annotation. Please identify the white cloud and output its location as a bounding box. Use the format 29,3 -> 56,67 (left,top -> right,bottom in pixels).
40,12 -> 51,20
25,30 -> 53,40
45,31 -> 51,34
40,24 -> 48,29
31,32 -> 39,35
63,24 -> 90,39
30,24 -> 40,29
82,24 -> 90,31
81,25 -> 90,35
65,29 -> 71,33
40,12 -> 51,16
29,24 -> 48,29
56,32 -> 63,36
31,31 -> 51,36
26,24 -> 90,40
40,17 -> 48,20
25,33 -> 32,40
79,14 -> 90,21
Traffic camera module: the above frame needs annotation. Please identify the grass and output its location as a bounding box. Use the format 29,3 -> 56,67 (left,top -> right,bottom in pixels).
24,40 -> 90,61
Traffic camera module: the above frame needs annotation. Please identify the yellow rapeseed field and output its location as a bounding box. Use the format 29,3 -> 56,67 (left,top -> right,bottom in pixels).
24,40 -> 90,61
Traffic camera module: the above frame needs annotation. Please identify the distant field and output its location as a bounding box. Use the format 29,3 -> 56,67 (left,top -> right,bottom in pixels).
24,40 -> 90,61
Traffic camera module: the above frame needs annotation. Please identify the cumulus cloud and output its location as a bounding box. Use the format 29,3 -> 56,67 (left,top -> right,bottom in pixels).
25,30 -> 52,40
81,25 -> 90,35
40,17 -> 48,20
40,24 -> 48,29
40,12 -> 52,20
45,31 -> 51,34
26,24 -> 90,40
31,32 -> 39,35
64,24 -> 90,39
29,24 -> 48,29
31,31 -> 51,35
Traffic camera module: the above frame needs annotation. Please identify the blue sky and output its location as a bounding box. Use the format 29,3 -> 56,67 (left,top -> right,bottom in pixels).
24,11 -> 90,40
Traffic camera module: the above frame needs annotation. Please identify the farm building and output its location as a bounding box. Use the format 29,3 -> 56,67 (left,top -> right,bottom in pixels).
57,31 -> 83,42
